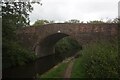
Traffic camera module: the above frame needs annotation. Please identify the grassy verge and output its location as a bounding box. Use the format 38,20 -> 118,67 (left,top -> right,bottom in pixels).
71,58 -> 85,78
39,62 -> 69,78
71,39 -> 119,78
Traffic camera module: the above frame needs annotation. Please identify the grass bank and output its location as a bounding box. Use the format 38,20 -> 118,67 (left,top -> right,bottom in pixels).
39,61 -> 69,78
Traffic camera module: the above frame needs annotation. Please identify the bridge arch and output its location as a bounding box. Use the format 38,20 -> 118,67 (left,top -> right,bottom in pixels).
34,32 -> 81,57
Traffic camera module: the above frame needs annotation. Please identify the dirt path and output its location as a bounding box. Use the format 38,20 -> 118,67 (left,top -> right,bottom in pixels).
63,58 -> 74,78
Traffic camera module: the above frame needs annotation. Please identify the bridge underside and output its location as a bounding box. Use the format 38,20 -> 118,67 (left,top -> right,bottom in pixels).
35,33 -> 70,57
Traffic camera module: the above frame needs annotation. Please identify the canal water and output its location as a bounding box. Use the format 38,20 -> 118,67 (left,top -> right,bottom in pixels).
2,50 -> 79,79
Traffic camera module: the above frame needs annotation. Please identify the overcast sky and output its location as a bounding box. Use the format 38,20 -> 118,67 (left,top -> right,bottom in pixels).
29,0 -> 120,25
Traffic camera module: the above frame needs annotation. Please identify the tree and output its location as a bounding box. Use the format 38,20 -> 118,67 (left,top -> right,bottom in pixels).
33,20 -> 55,26
2,2 -> 33,27
2,1 -> 36,40
33,19 -> 49,26
87,20 -> 104,24
65,19 -> 80,23
112,18 -> 119,23
49,20 -> 55,24
2,1 -> 42,39
105,18 -> 119,23
106,19 -> 113,23
2,1 -> 41,69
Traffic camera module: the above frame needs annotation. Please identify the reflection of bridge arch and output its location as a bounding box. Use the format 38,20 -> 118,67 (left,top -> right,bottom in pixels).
17,23 -> 117,57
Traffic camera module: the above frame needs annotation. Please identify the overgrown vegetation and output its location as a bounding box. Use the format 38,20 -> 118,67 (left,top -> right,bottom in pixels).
33,19 -> 54,27
54,37 -> 82,60
2,1 -> 41,69
32,18 -> 119,27
71,39 -> 119,78
2,41 -> 37,69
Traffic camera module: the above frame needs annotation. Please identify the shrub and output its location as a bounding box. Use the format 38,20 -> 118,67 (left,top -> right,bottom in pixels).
72,40 -> 119,78
81,40 -> 119,78
2,40 -> 37,69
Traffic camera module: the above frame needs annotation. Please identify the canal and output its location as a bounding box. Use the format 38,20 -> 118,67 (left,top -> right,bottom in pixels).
2,50 -> 79,79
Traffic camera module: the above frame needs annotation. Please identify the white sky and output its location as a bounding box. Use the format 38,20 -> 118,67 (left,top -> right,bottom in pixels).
29,0 -> 120,25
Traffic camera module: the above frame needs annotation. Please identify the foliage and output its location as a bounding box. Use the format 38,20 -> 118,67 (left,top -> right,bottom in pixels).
2,1 -> 36,41
71,40 -> 119,78
54,37 -> 82,59
64,19 -> 80,23
49,20 -> 55,24
33,19 -> 49,26
2,2 -> 34,28
33,19 -> 55,27
2,1 -> 40,69
40,62 -> 68,78
2,40 -> 37,69
2,1 -> 41,40
87,18 -> 119,24
87,20 -> 104,24
106,18 -> 119,23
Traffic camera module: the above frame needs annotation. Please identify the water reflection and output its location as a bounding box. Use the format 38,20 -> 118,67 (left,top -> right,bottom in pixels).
3,50 -> 79,79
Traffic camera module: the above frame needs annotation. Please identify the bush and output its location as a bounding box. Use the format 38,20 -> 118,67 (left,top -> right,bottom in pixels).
72,40 -> 119,78
2,40 -> 37,69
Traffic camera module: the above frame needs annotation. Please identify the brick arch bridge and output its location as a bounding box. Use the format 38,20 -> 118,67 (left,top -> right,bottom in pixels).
17,23 -> 117,57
